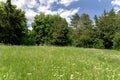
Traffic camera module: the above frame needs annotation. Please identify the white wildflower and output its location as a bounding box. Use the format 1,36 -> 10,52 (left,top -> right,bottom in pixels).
70,74 -> 74,80
118,74 -> 120,76
27,73 -> 32,76
59,74 -> 64,77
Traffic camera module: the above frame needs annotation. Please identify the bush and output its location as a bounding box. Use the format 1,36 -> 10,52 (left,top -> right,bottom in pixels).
22,30 -> 35,45
113,32 -> 120,50
93,38 -> 104,49
76,36 -> 94,48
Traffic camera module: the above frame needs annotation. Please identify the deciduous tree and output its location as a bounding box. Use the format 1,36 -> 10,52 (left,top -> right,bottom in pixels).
0,1 -> 28,45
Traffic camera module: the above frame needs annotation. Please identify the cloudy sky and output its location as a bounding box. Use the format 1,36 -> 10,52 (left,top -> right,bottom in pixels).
0,0 -> 120,29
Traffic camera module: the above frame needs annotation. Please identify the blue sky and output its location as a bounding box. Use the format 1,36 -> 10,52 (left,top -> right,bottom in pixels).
0,0 -> 120,29
77,0 -> 112,18
52,0 -> 113,17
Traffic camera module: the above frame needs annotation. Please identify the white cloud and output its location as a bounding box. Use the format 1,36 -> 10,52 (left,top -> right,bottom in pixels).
0,0 -> 80,29
39,0 -> 57,5
111,0 -> 120,12
37,5 -> 51,13
60,8 -> 79,18
0,0 -> 6,2
11,0 -> 39,9
114,7 -> 120,12
45,10 -> 58,15
111,0 -> 120,6
25,9 -> 38,24
27,0 -> 38,8
59,8 -> 79,23
37,8 -> 79,24
58,0 -> 78,6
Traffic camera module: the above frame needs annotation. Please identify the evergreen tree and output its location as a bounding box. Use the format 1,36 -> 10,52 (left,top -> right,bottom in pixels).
94,15 -> 98,26
6,0 -> 11,6
71,13 -> 80,29
71,13 -> 94,47
95,9 -> 119,48
113,32 -> 120,49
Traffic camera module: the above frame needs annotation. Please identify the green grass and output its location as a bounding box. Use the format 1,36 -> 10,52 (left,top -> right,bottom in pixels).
0,45 -> 120,80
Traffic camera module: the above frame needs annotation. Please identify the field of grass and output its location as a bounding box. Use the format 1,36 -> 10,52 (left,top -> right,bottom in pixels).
0,45 -> 120,80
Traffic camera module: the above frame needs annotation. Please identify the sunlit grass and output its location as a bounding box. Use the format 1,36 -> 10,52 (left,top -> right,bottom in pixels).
0,45 -> 120,80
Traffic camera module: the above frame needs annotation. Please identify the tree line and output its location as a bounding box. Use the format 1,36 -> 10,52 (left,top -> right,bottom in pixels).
0,1 -> 120,49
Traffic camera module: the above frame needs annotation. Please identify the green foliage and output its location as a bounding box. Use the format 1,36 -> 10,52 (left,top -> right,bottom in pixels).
22,30 -> 35,45
1,1 -> 120,49
95,9 -> 120,49
71,13 -> 80,28
32,14 -> 69,46
0,1 -> 28,45
71,13 -> 95,48
93,38 -> 105,49
78,13 -> 93,30
32,13 -> 52,45
76,36 -> 94,48
51,15 -> 69,46
67,27 -> 75,45
113,32 -> 120,50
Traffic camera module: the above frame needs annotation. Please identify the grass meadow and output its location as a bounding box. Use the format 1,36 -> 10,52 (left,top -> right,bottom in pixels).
0,45 -> 120,80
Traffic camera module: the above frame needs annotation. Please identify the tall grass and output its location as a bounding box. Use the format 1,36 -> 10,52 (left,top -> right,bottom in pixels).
0,45 -> 120,80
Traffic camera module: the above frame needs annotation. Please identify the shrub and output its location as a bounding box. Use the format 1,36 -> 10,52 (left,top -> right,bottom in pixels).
76,36 -> 94,48
93,38 -> 105,49
113,32 -> 120,50
22,30 -> 35,45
